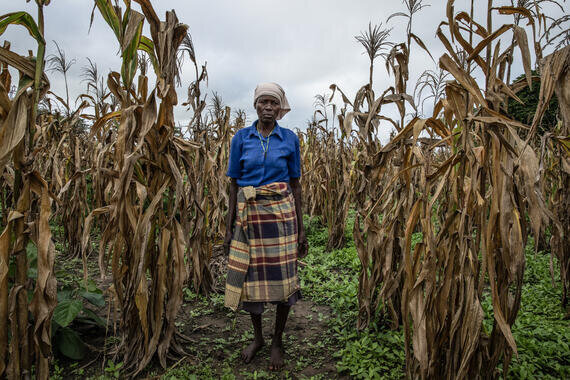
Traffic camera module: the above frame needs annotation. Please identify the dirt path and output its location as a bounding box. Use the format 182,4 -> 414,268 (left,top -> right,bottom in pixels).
160,246 -> 344,379
175,295 -> 342,379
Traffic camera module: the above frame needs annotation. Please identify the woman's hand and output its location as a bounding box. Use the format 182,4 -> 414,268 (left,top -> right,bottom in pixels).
297,229 -> 308,259
224,178 -> 238,256
223,228 -> 232,255
290,178 -> 307,259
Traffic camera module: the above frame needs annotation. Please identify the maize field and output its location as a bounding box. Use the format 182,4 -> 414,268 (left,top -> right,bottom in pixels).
0,0 -> 568,378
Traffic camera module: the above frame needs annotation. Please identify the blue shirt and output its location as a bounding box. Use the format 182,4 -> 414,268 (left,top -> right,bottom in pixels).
226,121 -> 301,187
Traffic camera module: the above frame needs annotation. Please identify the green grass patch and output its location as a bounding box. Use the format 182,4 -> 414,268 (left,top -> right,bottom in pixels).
506,245 -> 569,379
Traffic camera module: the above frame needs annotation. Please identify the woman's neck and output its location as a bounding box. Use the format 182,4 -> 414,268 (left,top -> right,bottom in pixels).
257,120 -> 275,137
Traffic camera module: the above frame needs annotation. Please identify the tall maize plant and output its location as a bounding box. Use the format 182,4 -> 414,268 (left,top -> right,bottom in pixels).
81,0 -> 204,376
332,18 -> 422,329
321,127 -> 351,251
180,47 -> 225,293
298,124 -> 325,218
362,1 -> 558,377
87,91 -> 118,260
537,46 -> 569,308
202,99 -> 232,242
303,105 -> 352,251
185,103 -> 232,294
0,2 -> 57,379
34,104 -> 91,260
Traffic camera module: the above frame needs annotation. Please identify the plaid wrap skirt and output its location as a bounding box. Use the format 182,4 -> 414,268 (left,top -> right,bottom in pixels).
224,182 -> 300,311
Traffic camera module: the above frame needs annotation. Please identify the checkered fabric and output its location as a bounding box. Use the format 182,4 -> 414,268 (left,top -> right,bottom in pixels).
225,182 -> 299,311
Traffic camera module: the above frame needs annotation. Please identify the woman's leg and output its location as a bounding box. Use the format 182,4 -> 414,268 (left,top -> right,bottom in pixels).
241,312 -> 265,363
269,303 -> 291,370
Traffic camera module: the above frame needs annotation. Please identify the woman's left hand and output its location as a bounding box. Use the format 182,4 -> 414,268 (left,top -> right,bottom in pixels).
223,228 -> 233,256
298,230 -> 308,259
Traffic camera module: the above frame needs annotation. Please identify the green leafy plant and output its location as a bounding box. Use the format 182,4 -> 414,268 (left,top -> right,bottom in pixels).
52,279 -> 106,360
104,360 -> 124,379
504,242 -> 569,379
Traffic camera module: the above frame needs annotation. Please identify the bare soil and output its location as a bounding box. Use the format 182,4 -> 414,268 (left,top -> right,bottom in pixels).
176,296 -> 341,379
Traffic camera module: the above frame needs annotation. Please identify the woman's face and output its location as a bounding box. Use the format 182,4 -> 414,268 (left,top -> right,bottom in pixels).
255,95 -> 281,124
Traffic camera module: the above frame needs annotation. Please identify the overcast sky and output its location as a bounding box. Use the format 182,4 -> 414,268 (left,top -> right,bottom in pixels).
1,0 -> 567,141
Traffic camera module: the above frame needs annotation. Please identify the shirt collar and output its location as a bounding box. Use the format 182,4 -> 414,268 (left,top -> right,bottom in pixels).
249,120 -> 284,140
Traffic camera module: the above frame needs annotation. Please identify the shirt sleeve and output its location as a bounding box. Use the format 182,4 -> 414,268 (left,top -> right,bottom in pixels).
288,134 -> 301,179
226,132 -> 242,178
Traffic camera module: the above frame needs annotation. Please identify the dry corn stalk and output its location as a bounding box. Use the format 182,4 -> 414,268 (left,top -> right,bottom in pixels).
185,109 -> 232,294
393,1 -> 556,377
180,52 -> 229,293
81,1 -> 206,376
320,1 -> 564,378
342,16 -> 417,328
322,130 -> 351,251
298,125 -> 326,218
0,2 -> 57,379
537,46 -> 569,308
33,105 -> 91,260
302,109 -> 351,251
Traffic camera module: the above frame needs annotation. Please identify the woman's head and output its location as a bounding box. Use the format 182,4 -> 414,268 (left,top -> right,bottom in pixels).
253,83 -> 291,121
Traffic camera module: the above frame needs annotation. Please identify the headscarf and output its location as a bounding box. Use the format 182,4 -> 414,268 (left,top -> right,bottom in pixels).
253,82 -> 291,120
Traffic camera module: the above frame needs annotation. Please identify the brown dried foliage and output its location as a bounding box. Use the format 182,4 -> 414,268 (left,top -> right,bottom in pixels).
300,115 -> 351,251
538,46 -> 569,308
80,2 -> 208,376
325,0 -> 566,378
0,6 -> 57,379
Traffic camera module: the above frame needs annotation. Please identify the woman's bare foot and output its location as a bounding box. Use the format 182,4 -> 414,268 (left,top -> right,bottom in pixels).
241,338 -> 264,363
269,340 -> 285,371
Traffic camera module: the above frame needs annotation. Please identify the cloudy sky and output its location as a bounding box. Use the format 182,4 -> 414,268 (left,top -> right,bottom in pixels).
1,0 -> 567,141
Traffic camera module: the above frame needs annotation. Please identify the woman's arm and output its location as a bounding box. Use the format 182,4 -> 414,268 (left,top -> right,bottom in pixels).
223,178 -> 239,255
290,178 -> 308,258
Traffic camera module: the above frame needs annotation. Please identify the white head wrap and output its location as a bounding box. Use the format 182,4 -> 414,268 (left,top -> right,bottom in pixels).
253,82 -> 291,120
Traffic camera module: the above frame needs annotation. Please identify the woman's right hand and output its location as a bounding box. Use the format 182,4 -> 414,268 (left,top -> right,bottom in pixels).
223,228 -> 232,255
224,178 -> 238,256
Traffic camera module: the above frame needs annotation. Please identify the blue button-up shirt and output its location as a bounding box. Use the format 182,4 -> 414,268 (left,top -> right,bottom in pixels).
226,121 -> 301,187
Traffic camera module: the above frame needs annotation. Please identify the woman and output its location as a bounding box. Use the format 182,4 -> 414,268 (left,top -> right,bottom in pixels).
223,82 -> 308,371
